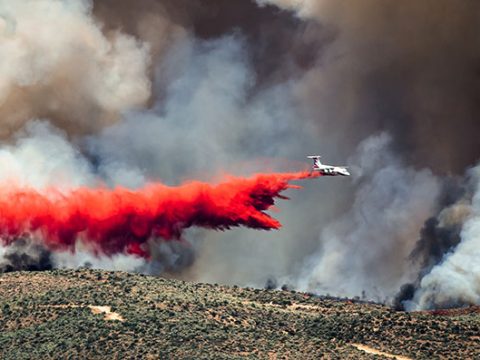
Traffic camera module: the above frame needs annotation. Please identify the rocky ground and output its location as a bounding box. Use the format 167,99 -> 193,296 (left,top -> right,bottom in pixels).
0,269 -> 479,359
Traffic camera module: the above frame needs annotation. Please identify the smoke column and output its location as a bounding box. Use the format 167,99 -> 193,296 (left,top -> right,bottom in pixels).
2,0 -> 480,310
251,0 -> 480,310
256,0 -> 480,173
293,134 -> 440,301
0,0 -> 150,137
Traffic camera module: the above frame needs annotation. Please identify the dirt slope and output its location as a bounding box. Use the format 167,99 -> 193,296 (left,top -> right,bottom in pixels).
0,269 -> 478,359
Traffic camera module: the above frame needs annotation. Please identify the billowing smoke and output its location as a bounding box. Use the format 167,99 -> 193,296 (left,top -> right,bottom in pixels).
0,0 -> 150,137
256,0 -> 318,17
251,0 -> 480,309
294,134 -> 440,301
396,167 -> 480,310
0,237 -> 52,272
1,0 -> 480,310
257,0 -> 480,173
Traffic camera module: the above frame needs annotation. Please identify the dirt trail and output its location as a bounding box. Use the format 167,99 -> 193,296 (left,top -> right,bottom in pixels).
43,304 -> 124,322
88,305 -> 125,322
352,344 -> 412,360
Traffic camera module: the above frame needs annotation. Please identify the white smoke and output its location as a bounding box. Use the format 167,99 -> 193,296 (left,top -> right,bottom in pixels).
86,34 -> 354,287
0,15 -> 442,298
1,0 -> 478,312
0,0 -> 154,272
0,31 -> 326,278
53,248 -> 145,272
0,121 -> 94,190
0,0 -> 151,136
406,165 -> 480,310
294,133 -> 440,301
0,120 -> 157,273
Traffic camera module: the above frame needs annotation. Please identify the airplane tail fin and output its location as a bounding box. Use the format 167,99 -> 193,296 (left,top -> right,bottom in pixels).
307,155 -> 322,166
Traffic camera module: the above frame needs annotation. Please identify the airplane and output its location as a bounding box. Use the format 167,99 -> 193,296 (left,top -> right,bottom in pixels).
307,155 -> 350,176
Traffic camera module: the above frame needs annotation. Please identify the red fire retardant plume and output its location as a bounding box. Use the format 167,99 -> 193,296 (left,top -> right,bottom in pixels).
0,171 -> 319,256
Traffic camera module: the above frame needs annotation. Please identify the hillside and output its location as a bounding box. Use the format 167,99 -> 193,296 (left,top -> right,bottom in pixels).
0,269 -> 479,359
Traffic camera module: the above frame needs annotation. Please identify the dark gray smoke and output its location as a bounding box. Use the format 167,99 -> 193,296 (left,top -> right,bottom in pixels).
397,169 -> 479,310
259,0 -> 480,173
392,180 -> 469,309
93,0 -> 327,84
256,0 -> 480,309
0,238 -> 52,273
412,179 -> 470,269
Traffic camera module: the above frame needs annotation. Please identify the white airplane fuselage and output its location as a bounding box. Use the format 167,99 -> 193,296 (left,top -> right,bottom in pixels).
313,165 -> 350,176
308,156 -> 350,176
